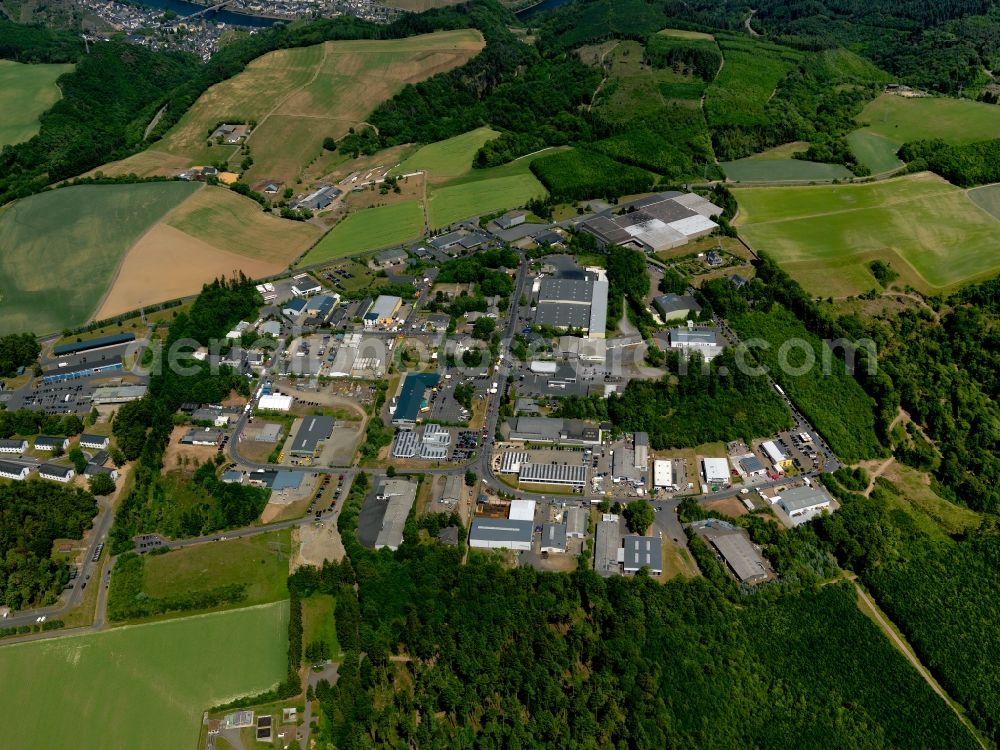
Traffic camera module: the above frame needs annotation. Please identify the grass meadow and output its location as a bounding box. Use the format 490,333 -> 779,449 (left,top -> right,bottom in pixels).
301,201 -> 424,264
734,173 -> 1000,296
152,30 -> 483,185
391,127 -> 499,181
302,593 -> 340,658
846,129 -> 905,174
855,93 -> 1000,146
141,530 -> 291,612
967,184 -> 1000,221
428,172 -> 546,228
0,60 -> 73,147
0,603 -> 288,749
723,158 -> 852,182
0,182 -> 198,335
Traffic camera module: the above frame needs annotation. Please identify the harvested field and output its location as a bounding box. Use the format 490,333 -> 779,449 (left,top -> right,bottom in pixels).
149,30 -> 484,185
95,223 -> 283,320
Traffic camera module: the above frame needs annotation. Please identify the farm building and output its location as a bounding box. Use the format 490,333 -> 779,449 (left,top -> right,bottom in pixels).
653,294 -> 701,321
622,536 -> 662,575
289,416 -> 335,457
541,523 -> 568,553
579,192 -> 720,253
374,479 -> 418,551
0,439 -> 27,454
38,464 -> 74,483
0,461 -> 30,481
702,457 -> 730,486
363,295 -> 402,328
35,436 -> 70,452
468,518 -> 533,551
391,373 -> 440,425
777,485 -> 833,525
79,434 -> 109,450
709,530 -> 768,584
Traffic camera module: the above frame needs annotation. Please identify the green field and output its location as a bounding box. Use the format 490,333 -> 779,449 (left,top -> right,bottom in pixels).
705,36 -> 802,128
301,201 -> 424,264
142,530 -> 290,611
846,129 -> 904,174
391,127 -> 499,181
0,603 -> 288,749
0,182 -> 199,335
0,59 -> 73,148
967,184 -> 1000,221
735,173 -> 1000,295
722,157 -> 852,182
429,172 -> 546,227
855,93 -> 1000,146
302,593 -> 340,658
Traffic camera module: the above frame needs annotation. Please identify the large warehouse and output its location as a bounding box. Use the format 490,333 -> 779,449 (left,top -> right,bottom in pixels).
579,192 -> 722,254
469,518 -> 534,551
532,270 -> 608,339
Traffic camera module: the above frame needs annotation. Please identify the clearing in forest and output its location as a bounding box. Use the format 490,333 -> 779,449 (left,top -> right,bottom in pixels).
0,59 -> 73,147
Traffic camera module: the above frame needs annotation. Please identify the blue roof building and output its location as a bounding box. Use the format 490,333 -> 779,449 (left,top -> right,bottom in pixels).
392,373 -> 440,425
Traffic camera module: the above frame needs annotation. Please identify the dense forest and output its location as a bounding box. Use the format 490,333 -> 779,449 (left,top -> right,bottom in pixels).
0,333 -> 40,377
108,276 -> 267,551
0,481 -> 97,609
279,468 -> 982,750
899,138 -> 1000,186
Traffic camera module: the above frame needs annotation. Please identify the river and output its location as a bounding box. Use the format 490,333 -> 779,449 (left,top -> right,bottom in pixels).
136,0 -> 280,27
515,0 -> 574,19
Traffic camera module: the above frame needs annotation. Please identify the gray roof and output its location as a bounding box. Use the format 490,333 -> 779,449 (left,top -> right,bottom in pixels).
594,516 -> 621,574
566,506 -> 588,537
520,462 -> 587,485
469,518 -> 533,545
39,463 -> 73,477
711,532 -> 767,583
375,247 -> 408,263
740,455 -> 765,473
0,460 -> 29,475
290,416 -> 335,455
654,294 -> 701,316
271,471 -> 303,491
590,277 -> 608,336
375,480 -> 418,551
369,295 -> 401,320
535,302 -> 591,330
0,438 -> 27,450
79,434 -> 109,446
779,485 -> 833,513
34,436 -> 68,448
541,523 -> 567,550
670,328 -> 718,346
538,277 -> 593,304
623,535 -> 662,572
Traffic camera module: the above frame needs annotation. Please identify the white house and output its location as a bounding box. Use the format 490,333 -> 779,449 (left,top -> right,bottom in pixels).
702,457 -> 730,486
0,461 -> 30,481
39,464 -> 74,483
79,434 -> 110,451
0,439 -> 28,454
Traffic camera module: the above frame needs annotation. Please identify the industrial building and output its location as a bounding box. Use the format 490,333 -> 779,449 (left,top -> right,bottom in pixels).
532,270 -> 609,339
519,462 -> 588,488
290,416 -> 335,456
181,428 -> 224,446
709,531 -> 768,584
468,518 -> 534,551
668,327 -> 722,360
540,523 -> 568,553
391,373 -> 440,425
565,506 -> 588,538
374,479 -> 418,551
777,485 -> 833,525
653,459 -> 673,489
634,432 -> 649,468
363,295 -> 402,328
653,294 -> 701,321
441,475 -> 463,504
258,393 -> 293,412
702,457 -> 730,486
739,455 -> 767,478
508,499 -> 536,521
594,514 -> 621,575
91,384 -> 147,404
579,192 -> 721,253
42,357 -> 125,384
612,448 -> 643,485
290,274 -> 322,297
507,417 -> 601,445
53,333 -> 135,357
622,536 -> 663,575
392,423 -> 451,460
762,440 -> 793,471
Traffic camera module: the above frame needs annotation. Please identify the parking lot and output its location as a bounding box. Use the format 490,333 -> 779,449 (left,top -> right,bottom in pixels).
6,380 -> 101,414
